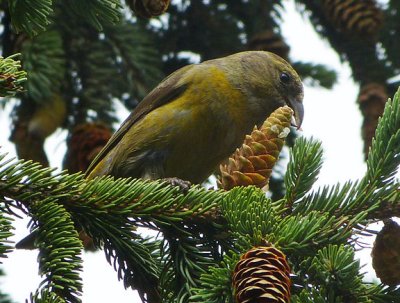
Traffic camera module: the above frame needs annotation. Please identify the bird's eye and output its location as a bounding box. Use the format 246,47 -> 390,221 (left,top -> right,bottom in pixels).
280,72 -> 291,84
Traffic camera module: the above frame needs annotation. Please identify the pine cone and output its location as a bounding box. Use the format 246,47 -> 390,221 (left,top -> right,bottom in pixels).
248,30 -> 290,61
9,98 -> 56,167
233,245 -> 291,303
322,0 -> 383,38
219,106 -> 293,190
64,122 -> 112,250
357,82 -> 388,158
127,0 -> 170,18
11,119 -> 49,167
63,122 -> 112,173
371,220 -> 400,286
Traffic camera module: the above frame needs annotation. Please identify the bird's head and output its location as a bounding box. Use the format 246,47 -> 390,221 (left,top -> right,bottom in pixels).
268,52 -> 304,129
225,51 -> 304,129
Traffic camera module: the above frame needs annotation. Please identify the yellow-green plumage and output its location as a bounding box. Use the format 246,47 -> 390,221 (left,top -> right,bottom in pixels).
86,51 -> 304,183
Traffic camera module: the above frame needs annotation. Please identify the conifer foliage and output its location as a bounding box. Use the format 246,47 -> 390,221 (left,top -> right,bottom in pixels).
1,1 -> 400,302
0,92 -> 399,301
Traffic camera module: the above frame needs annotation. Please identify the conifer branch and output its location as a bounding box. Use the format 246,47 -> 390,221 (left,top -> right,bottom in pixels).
190,253 -> 238,303
0,153 -> 224,302
8,0 -> 53,36
308,245 -> 362,300
361,88 -> 400,198
8,0 -> 122,36
103,21 -> 163,101
0,54 -> 27,97
292,244 -> 400,302
21,31 -> 66,102
291,88 -> 400,221
29,289 -> 66,303
221,186 -> 277,238
0,87 -> 399,301
0,212 -> 13,260
284,137 -> 323,210
33,199 -> 83,302
68,0 -> 122,31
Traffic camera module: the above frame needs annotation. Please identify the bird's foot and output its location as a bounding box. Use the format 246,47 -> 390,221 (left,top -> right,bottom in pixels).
162,177 -> 191,193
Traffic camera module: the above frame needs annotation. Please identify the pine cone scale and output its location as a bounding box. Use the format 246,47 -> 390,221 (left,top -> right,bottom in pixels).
233,245 -> 291,303
219,106 -> 293,190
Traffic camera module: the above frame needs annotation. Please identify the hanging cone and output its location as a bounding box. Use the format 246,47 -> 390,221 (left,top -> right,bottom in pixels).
64,122 -> 112,173
64,122 -> 112,251
127,0 -> 170,18
357,82 -> 388,158
10,98 -> 53,167
248,30 -> 290,61
322,0 -> 383,38
232,245 -> 291,303
219,106 -> 293,191
11,119 -> 49,167
371,220 -> 400,286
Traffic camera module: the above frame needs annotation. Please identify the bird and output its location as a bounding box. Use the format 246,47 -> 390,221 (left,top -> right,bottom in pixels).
16,51 -> 304,252
85,51 -> 304,183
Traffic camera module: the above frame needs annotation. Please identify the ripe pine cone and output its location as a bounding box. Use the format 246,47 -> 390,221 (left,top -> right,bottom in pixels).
357,82 -> 388,158
371,219 -> 400,286
322,0 -> 383,38
233,245 -> 291,303
63,122 -> 112,173
219,106 -> 293,190
127,0 -> 170,18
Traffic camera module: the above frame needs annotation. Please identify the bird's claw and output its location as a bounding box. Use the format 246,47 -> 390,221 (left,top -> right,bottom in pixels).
162,177 -> 191,193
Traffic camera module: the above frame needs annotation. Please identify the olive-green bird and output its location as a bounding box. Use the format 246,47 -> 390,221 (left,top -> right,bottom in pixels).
16,51 -> 304,251
86,51 -> 304,183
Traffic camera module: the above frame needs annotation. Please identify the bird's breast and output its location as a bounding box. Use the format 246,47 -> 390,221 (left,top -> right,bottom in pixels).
118,65 -> 257,183
158,69 -> 252,182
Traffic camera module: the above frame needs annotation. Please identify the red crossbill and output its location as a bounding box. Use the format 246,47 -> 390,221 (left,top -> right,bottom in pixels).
86,51 -> 304,183
16,51 -> 304,250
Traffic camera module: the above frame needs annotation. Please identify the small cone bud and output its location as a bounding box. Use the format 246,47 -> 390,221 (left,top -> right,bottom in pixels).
219,106 -> 293,190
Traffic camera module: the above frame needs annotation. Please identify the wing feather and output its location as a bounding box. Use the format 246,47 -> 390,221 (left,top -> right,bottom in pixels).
85,65 -> 193,177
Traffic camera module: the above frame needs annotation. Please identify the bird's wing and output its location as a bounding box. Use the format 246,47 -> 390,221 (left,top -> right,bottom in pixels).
85,65 -> 193,177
